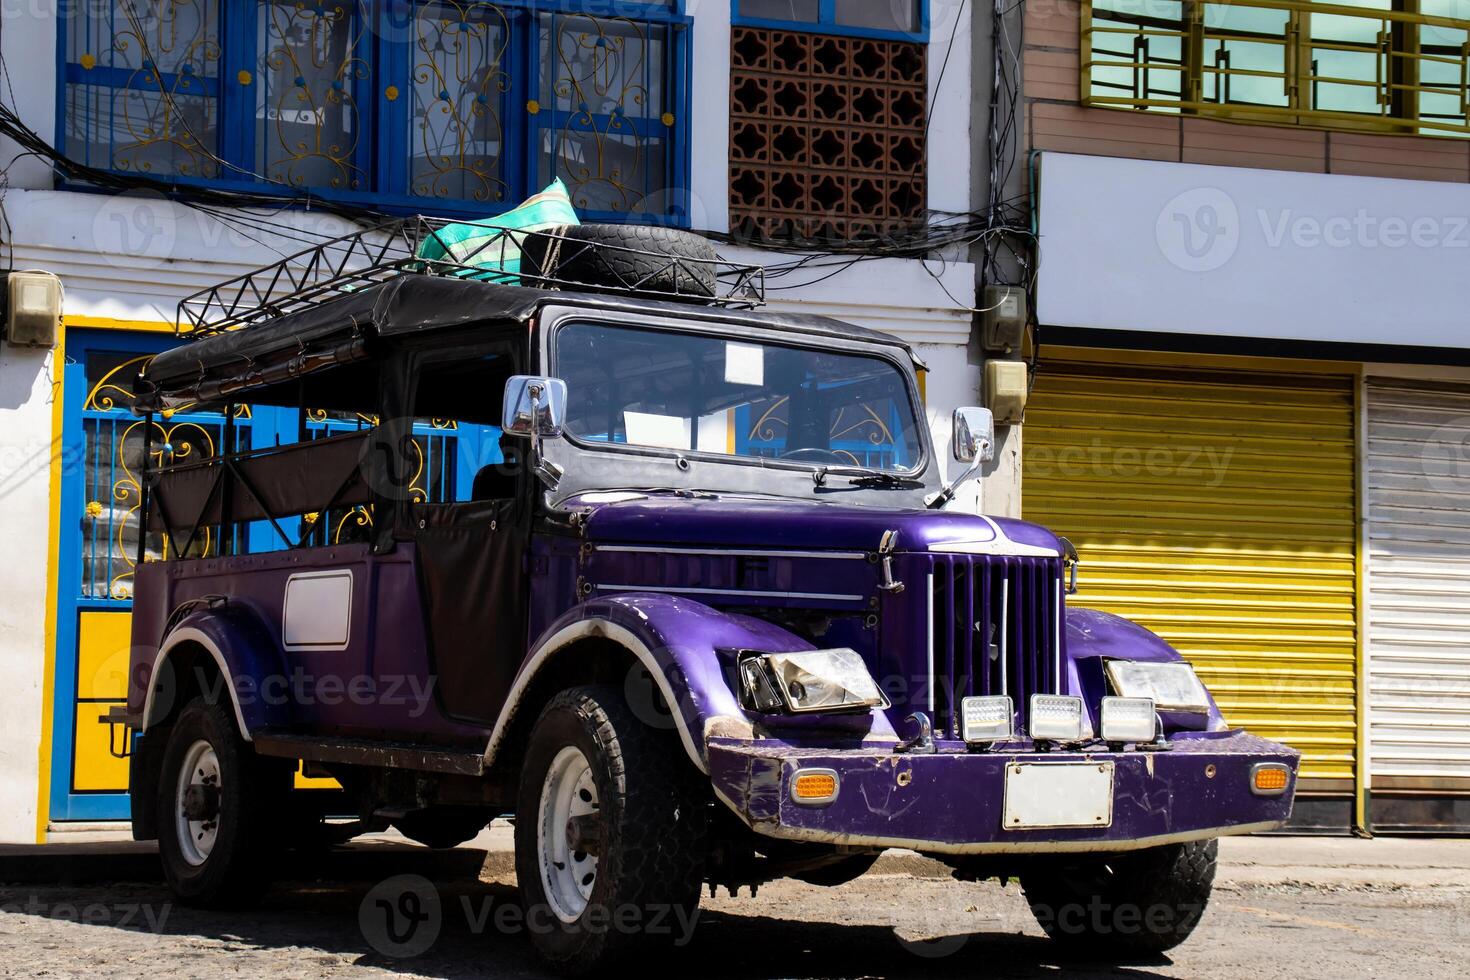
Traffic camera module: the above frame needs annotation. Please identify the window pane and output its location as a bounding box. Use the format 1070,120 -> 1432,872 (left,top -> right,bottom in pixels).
556,323 -> 924,472
1088,2 -> 1184,108
1418,2 -> 1469,133
65,0 -> 221,177
410,1 -> 514,204
538,13 -> 671,215
739,0 -> 819,21
1310,0 -> 1390,116
258,1 -> 368,191
833,0 -> 920,33
1203,4 -> 1289,108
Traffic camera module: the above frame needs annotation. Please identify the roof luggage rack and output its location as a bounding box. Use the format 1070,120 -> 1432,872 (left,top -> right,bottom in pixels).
176,216 -> 765,339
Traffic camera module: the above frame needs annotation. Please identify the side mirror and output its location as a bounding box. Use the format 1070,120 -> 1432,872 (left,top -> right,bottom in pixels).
952,407 -> 996,464
502,376 -> 567,439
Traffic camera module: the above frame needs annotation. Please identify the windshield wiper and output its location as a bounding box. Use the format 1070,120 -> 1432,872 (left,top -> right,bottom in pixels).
845,472 -> 924,490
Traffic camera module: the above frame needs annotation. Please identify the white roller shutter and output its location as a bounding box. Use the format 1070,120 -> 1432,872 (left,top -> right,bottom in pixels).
1366,377 -> 1470,784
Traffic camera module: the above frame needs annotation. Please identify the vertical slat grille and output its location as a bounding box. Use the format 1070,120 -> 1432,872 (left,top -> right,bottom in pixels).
931,556 -> 1064,738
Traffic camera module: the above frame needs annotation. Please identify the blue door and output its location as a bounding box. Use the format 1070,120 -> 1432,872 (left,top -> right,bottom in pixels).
51,331 -> 253,820
50,330 -> 500,821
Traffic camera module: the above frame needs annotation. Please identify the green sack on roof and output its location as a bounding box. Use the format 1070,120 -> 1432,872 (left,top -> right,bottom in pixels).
414,179 -> 580,281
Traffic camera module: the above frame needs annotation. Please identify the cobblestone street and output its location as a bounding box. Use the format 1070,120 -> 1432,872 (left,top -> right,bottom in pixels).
2,833 -> 1467,979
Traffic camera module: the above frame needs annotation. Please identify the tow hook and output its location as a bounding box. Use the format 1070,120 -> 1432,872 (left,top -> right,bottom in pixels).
894,711 -> 936,755
876,529 -> 904,594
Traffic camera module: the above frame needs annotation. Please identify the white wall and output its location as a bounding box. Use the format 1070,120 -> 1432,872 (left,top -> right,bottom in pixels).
1038,152 -> 1470,348
0,0 -> 58,190
0,343 -> 58,842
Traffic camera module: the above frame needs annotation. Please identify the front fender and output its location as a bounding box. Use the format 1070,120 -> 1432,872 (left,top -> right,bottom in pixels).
1066,607 -> 1228,732
138,605 -> 291,739
485,594 -> 823,773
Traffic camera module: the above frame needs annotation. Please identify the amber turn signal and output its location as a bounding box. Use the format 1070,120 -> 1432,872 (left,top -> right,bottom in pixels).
1251,763 -> 1291,796
791,768 -> 839,805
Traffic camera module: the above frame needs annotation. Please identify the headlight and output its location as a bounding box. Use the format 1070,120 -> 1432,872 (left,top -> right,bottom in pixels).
1028,694 -> 1085,741
960,695 -> 1014,745
1099,696 -> 1157,743
1105,660 -> 1211,713
739,649 -> 889,714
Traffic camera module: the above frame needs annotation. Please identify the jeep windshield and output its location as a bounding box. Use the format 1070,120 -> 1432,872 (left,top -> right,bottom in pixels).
555,321 -> 925,476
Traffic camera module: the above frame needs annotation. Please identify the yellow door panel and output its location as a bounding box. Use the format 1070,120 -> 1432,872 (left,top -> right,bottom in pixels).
77,611 -> 133,700
73,701 -> 130,792
1025,350 -> 1358,783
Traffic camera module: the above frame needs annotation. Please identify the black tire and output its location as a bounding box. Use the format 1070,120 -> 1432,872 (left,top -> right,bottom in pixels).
521,223 -> 718,299
156,697 -> 289,907
1020,840 -> 1217,956
514,685 -> 707,974
393,807 -> 492,849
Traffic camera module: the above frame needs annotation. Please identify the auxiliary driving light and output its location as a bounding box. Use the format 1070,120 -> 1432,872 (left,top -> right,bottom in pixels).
1100,696 -> 1157,743
791,768 -> 840,805
960,696 -> 1014,745
1251,763 -> 1291,796
1028,694 -> 1085,742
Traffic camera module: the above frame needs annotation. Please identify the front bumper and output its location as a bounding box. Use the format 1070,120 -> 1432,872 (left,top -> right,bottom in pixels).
708,730 -> 1298,855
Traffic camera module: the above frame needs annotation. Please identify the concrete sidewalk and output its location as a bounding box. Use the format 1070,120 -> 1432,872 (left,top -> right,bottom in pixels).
8,822 -> 1470,892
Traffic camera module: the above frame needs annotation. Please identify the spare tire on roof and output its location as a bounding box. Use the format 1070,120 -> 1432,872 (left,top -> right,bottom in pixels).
520,223 -> 718,300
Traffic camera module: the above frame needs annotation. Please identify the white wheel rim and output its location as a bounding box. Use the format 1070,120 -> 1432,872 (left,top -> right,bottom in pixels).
175,739 -> 221,868
537,746 -> 600,923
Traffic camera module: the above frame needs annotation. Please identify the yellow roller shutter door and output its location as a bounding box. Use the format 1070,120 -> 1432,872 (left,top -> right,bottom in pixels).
1024,351 -> 1358,784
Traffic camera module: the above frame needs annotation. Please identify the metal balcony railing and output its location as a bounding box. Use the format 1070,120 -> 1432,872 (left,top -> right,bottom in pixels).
1082,0 -> 1470,137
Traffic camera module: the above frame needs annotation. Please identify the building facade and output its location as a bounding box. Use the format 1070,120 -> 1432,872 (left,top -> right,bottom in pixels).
996,0 -> 1470,831
0,0 -> 977,842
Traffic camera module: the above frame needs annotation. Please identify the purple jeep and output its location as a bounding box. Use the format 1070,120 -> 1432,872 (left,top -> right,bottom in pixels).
116,223 -> 1297,972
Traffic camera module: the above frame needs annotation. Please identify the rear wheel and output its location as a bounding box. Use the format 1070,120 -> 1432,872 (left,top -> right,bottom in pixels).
1020,840 -> 1217,955
156,697 -> 288,906
514,685 -> 707,974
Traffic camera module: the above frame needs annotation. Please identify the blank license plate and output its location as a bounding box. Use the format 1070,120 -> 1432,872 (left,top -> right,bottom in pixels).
1003,762 -> 1115,830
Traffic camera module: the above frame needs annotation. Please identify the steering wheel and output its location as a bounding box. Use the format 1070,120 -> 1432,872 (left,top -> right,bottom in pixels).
778,447 -> 846,464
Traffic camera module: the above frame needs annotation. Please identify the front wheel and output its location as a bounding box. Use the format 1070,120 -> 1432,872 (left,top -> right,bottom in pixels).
156,697 -> 288,906
514,685 -> 707,974
1020,839 -> 1217,956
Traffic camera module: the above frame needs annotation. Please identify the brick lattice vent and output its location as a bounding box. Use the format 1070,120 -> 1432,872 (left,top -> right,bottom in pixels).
729,26 -> 928,242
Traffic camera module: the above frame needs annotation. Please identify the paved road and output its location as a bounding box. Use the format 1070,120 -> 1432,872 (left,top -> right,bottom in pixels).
2,834 -> 1468,979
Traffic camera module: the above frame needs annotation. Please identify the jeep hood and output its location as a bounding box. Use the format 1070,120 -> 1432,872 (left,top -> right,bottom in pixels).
567,493 -> 1063,557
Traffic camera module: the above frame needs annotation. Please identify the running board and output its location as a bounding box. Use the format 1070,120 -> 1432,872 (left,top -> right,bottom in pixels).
252,733 -> 485,777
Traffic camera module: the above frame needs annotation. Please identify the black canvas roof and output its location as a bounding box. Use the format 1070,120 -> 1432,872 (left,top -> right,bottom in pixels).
137,275 -> 916,407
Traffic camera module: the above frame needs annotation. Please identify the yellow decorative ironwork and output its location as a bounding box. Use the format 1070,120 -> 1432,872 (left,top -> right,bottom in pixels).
412,0 -> 512,202
830,405 -> 897,447
547,14 -> 653,213
1083,0 -> 1470,137
333,505 -> 374,543
748,397 -> 790,442
260,0 -> 369,189
82,355 -> 236,598
746,399 -> 896,449
106,0 -> 223,177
